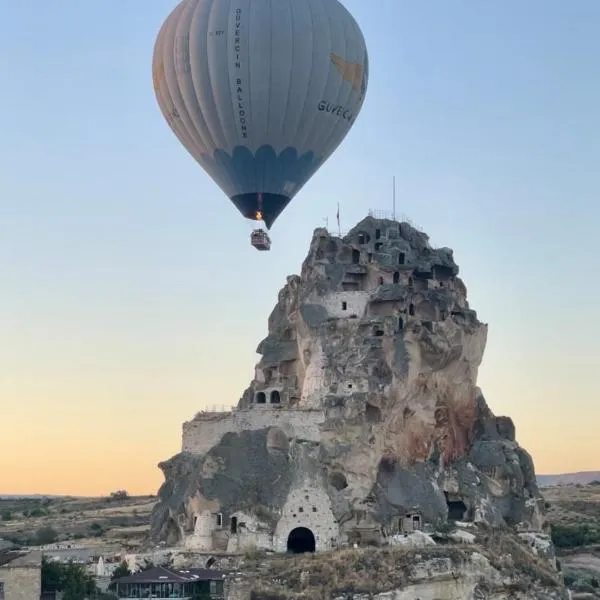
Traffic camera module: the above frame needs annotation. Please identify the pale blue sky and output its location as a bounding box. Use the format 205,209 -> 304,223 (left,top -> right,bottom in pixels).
1,1 -> 599,493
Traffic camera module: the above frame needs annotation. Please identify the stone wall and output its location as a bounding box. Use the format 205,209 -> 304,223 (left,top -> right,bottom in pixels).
0,552 -> 41,600
273,481 -> 339,552
182,409 -> 325,455
320,290 -> 371,318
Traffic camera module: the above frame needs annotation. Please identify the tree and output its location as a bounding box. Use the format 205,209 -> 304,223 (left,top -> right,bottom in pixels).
42,558 -> 98,600
109,490 -> 129,501
35,526 -> 58,545
1,510 -> 12,521
111,561 -> 132,582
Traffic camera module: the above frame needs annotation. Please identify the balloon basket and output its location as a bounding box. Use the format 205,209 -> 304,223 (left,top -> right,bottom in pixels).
251,229 -> 271,251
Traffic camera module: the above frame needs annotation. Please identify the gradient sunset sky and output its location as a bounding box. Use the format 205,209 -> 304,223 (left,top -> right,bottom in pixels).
1,0 -> 599,496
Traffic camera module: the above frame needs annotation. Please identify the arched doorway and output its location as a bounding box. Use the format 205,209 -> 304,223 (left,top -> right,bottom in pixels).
286,527 -> 316,554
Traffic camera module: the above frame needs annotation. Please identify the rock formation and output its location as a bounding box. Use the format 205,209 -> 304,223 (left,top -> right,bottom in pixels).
150,215 -> 547,556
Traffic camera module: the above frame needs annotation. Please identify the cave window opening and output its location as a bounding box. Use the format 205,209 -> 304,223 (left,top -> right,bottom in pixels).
287,527 -> 316,554
270,390 -> 281,404
193,516 -> 198,529
256,392 -> 266,404
409,304 -> 415,316
205,557 -> 216,568
342,301 -> 347,311
375,228 -> 381,240
398,253 -> 405,265
330,471 -> 348,490
393,271 -> 400,284
445,492 -> 467,521
230,517 -> 238,534
378,276 -> 384,285
375,243 -> 383,251
352,249 -> 360,264
398,317 -> 404,332
215,513 -> 223,528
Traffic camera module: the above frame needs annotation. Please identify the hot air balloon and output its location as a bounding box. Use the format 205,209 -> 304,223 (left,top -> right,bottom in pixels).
152,0 -> 369,251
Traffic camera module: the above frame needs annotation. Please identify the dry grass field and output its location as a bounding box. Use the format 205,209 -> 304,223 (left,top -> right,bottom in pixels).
543,483 -> 600,597
0,493 -> 156,549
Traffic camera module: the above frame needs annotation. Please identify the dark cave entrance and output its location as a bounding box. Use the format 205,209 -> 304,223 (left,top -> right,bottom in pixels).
445,492 -> 467,521
287,527 -> 316,554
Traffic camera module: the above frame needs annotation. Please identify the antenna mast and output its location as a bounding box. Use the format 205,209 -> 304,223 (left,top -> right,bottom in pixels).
392,176 -> 396,221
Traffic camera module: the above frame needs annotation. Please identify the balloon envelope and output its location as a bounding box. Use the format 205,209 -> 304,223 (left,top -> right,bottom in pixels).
153,0 -> 369,229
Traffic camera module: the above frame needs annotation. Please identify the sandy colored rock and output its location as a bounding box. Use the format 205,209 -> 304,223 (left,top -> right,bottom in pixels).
150,216 -> 547,554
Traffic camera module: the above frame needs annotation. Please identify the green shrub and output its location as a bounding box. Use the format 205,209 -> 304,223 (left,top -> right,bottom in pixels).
551,523 -> 600,548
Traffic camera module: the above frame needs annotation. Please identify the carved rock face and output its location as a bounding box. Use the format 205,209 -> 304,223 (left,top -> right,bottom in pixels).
150,216 -> 544,550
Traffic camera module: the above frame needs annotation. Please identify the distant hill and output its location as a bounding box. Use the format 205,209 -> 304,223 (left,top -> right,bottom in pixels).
0,495 -> 65,500
536,471 -> 600,487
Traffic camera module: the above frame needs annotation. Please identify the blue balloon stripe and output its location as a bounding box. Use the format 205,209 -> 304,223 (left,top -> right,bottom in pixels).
202,144 -> 323,200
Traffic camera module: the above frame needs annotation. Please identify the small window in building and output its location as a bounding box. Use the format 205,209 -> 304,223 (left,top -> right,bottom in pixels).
342,301 -> 347,311
193,515 -> 198,528
375,242 -> 383,251
398,317 -> 404,332
352,249 -> 360,264
393,271 -> 400,284
368,253 -> 373,262
409,304 -> 415,316
305,495 -> 309,500
210,580 -> 217,596
256,392 -> 266,404
348,383 -> 353,389
374,329 -> 384,337
375,228 -> 381,239
270,390 -> 281,404
378,276 -> 384,285
299,507 -> 304,512
312,507 -> 317,512
398,252 -> 405,265
230,516 -> 238,534
216,513 -> 223,528
358,233 -> 370,244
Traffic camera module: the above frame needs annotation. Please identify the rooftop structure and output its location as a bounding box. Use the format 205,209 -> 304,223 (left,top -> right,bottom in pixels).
0,549 -> 42,600
112,566 -> 227,600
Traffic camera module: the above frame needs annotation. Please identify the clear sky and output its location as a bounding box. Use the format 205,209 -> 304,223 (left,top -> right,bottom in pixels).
1,0 -> 599,496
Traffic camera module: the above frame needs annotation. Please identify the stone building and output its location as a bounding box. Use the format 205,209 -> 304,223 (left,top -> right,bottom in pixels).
150,215 -> 545,555
0,550 -> 42,600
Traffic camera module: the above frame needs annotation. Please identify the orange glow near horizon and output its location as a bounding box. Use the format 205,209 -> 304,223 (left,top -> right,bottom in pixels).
1,358 -> 598,496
